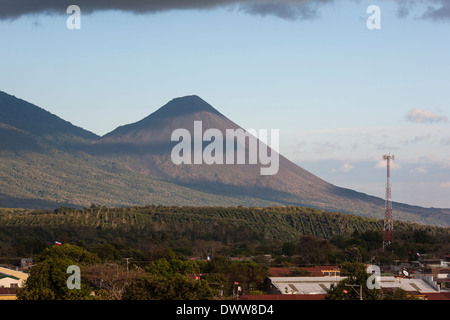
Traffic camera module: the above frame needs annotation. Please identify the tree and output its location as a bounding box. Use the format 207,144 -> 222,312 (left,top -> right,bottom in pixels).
325,262 -> 383,300
122,273 -> 214,300
193,239 -> 223,257
145,257 -> 199,278
199,256 -> 270,295
383,288 -> 419,300
83,263 -> 146,300
200,273 -> 230,298
35,243 -> 100,265
281,242 -> 296,256
17,244 -> 98,300
90,243 -> 119,261
344,247 -> 362,262
294,235 -> 337,265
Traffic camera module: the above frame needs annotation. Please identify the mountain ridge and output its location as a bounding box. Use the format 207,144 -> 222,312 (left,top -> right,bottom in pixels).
0,91 -> 98,140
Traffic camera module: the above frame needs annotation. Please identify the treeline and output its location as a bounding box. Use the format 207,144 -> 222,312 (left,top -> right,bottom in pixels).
17,244 -> 270,300
280,229 -> 450,266
0,205 -> 448,263
16,233 -> 449,300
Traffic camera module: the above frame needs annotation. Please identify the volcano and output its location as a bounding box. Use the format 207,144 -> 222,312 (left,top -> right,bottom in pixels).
0,91 -> 449,226
93,95 -> 449,226
94,95 -> 337,206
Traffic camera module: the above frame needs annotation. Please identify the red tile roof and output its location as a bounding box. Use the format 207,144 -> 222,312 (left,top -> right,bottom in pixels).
270,266 -> 339,277
269,268 -> 292,277
425,292 -> 450,300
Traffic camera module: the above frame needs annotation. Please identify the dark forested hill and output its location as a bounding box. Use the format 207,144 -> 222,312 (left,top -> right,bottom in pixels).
0,91 -> 98,151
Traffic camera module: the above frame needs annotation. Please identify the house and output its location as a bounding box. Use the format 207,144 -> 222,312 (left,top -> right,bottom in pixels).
0,273 -> 21,289
0,274 -> 21,300
0,266 -> 29,300
414,255 -> 450,290
0,267 -> 29,287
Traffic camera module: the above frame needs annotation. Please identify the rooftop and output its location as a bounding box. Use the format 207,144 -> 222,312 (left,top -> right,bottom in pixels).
269,276 -> 345,295
379,276 -> 438,293
267,275 -> 440,295
270,266 -> 340,277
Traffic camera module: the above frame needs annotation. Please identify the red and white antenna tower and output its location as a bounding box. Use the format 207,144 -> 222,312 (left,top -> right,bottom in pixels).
382,154 -> 395,249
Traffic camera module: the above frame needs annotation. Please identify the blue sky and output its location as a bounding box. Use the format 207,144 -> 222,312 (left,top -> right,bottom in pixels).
0,0 -> 449,208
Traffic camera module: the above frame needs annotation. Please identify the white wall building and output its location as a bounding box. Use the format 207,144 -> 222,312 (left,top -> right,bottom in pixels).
0,267 -> 29,288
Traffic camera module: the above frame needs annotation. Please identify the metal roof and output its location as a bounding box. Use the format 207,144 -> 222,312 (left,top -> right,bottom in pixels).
268,276 -> 440,295
0,273 -> 20,280
379,276 -> 438,293
269,276 -> 345,295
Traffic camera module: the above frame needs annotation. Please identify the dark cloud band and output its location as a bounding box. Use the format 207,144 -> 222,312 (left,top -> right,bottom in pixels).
394,0 -> 450,21
0,0 -> 332,20
0,0 -> 449,21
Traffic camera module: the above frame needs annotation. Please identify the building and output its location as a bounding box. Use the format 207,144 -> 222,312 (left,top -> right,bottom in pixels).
20,258 -> 33,271
266,266 -> 342,297
0,288 -> 17,300
259,273 -> 443,300
269,266 -> 340,277
0,267 -> 29,300
379,276 -> 439,294
0,267 -> 28,287
266,276 -> 345,295
0,273 -> 21,289
414,255 -> 450,290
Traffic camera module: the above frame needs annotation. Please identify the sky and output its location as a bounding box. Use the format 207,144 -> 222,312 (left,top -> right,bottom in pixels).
0,0 -> 449,208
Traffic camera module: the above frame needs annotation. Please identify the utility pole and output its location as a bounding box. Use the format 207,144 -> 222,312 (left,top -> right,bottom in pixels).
123,258 -> 133,272
345,284 -> 363,300
382,154 -> 395,250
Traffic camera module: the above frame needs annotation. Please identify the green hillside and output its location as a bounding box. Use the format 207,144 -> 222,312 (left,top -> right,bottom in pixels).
1,205 -> 448,260
0,150 -> 279,209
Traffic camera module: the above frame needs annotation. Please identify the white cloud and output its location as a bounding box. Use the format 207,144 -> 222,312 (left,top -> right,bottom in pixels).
410,167 -> 428,174
405,108 -> 448,124
340,163 -> 354,172
331,162 -> 354,173
418,156 -> 450,169
440,182 -> 450,188
374,159 -> 401,170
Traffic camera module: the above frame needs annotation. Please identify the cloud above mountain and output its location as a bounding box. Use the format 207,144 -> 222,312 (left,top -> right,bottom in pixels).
1,0 -> 450,22
405,108 -> 448,124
